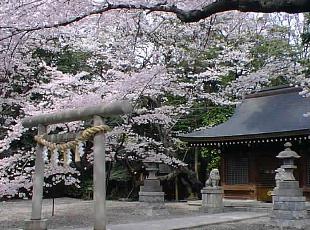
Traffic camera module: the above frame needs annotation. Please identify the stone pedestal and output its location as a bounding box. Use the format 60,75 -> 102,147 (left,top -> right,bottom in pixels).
24,219 -> 47,230
139,179 -> 165,203
138,181 -> 167,216
270,181 -> 307,228
201,186 -> 224,213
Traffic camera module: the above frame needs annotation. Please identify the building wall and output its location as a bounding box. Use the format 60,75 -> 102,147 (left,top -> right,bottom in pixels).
220,141 -> 310,202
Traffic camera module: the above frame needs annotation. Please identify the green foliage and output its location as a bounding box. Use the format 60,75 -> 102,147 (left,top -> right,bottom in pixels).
301,59 -> 310,75
168,45 -> 222,75
164,93 -> 187,106
219,71 -> 237,87
110,165 -> 131,182
201,148 -> 221,172
202,106 -> 234,127
0,103 -> 22,119
174,138 -> 189,152
30,92 -> 44,101
32,48 -> 55,65
56,50 -> 92,74
201,46 -> 223,60
200,106 -> 233,171
192,46 -> 222,72
303,13 -> 310,43
302,32 -> 310,45
250,37 -> 292,70
33,47 -> 92,74
174,101 -> 208,132
300,14 -> 310,75
66,178 -> 93,200
269,76 -> 290,87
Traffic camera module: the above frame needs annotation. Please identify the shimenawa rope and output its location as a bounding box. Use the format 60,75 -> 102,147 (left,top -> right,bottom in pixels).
33,125 -> 110,163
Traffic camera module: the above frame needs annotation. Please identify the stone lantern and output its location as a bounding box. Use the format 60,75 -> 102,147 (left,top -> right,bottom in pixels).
139,158 -> 165,203
270,142 -> 307,228
276,142 -> 300,181
137,157 -> 167,216
144,160 -> 159,180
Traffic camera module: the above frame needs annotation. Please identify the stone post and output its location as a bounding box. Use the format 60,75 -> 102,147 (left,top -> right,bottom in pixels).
25,124 -> 47,230
270,142 -> 308,228
93,116 -> 107,230
201,168 -> 224,213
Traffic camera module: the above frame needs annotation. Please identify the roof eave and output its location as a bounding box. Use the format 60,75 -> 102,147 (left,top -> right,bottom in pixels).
179,129 -> 310,143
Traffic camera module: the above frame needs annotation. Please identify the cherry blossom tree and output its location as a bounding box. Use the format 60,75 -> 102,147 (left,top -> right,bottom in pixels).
1,0 -> 309,199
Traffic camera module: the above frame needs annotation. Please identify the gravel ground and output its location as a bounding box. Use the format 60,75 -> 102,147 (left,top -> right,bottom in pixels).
0,198 -> 203,229
2,198 -> 307,230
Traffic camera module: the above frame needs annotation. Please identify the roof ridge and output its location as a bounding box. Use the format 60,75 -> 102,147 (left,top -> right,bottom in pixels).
245,86 -> 301,99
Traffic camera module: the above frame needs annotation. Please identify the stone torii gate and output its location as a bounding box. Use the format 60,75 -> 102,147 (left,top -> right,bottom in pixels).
22,101 -> 132,230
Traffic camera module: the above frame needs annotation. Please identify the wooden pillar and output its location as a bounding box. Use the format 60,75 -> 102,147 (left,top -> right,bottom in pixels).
220,148 -> 225,185
175,175 -> 179,201
194,147 -> 199,180
93,116 -> 106,230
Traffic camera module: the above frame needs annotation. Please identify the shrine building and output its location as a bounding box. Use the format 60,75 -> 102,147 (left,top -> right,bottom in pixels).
180,86 -> 310,202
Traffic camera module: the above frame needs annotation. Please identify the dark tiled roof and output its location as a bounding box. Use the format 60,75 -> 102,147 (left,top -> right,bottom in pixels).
180,86 -> 310,144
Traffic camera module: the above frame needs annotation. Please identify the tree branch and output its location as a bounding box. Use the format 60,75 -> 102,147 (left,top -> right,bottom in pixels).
1,0 -> 310,41
176,0 -> 310,22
